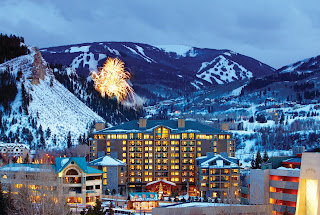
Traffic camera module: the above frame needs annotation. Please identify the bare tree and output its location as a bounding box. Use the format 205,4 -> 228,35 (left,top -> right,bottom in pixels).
3,164 -> 71,215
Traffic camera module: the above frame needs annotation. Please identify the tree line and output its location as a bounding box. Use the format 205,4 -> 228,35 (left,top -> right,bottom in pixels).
0,33 -> 29,64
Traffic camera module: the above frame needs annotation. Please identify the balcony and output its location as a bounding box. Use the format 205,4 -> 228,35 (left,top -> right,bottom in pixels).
270,192 -> 298,202
269,180 -> 299,190
272,205 -> 296,215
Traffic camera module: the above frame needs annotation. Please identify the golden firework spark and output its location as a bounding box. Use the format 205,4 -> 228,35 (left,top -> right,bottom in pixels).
91,57 -> 134,102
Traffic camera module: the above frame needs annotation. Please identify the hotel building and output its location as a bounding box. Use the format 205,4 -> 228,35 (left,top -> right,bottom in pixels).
196,153 -> 241,199
90,119 -> 235,193
0,157 -> 103,205
243,147 -> 304,215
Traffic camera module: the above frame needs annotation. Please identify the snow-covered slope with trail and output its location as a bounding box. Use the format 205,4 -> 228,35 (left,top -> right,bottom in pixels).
196,55 -> 253,84
0,47 -> 104,148
40,42 -> 275,103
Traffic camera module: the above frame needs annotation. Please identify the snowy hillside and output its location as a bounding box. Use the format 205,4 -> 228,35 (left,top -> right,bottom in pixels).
0,47 -> 104,149
196,55 -> 253,84
40,42 -> 274,104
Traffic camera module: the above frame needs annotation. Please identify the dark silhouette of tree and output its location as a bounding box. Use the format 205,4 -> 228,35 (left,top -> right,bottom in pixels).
262,150 -> 269,163
67,132 -> 72,148
255,150 -> 262,169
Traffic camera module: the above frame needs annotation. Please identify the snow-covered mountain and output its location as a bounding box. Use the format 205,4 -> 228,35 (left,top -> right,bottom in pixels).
0,47 -> 104,148
40,42 -> 275,102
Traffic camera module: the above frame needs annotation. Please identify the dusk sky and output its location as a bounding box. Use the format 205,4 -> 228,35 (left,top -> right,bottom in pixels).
1,0 -> 320,68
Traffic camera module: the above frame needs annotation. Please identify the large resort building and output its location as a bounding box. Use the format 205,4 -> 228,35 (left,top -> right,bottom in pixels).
90,119 -> 235,193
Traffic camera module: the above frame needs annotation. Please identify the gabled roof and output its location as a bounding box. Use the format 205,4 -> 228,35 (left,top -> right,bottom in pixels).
146,179 -> 176,187
55,157 -> 103,174
88,155 -> 125,166
197,154 -> 240,168
93,120 -> 229,134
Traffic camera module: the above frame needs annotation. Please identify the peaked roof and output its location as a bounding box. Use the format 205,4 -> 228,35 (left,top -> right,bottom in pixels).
94,120 -> 229,134
197,154 -> 240,168
55,157 -> 103,174
146,179 -> 176,187
88,155 -> 125,166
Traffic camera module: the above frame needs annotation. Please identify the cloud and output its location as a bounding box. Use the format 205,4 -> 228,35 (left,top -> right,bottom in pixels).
0,0 -> 320,68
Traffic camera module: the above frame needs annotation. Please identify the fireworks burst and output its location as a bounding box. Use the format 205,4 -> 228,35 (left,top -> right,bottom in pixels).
91,57 -> 135,103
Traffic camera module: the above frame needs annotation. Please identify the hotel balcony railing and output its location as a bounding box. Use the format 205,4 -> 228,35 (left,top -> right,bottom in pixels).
269,192 -> 298,202
269,180 -> 299,190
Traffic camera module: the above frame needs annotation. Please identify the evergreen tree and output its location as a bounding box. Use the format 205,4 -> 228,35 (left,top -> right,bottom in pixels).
80,198 -> 107,215
67,131 -> 72,148
45,127 -> 51,138
53,134 -> 57,145
255,150 -> 262,169
21,82 -> 29,115
107,201 -> 114,215
262,150 -> 269,163
251,155 -> 255,169
40,135 -> 45,149
23,153 -> 30,163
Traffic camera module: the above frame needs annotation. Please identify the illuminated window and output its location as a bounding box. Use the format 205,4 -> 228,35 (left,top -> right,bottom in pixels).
122,141 -> 126,145
122,153 -> 126,157
122,159 -> 126,163
219,135 -> 225,139
138,133 -> 142,139
103,167 -> 107,172
122,147 -> 126,151
197,153 -> 201,157
111,134 -> 116,139
189,133 -> 194,139
107,147 -> 110,152
107,135 -> 110,140
197,147 -> 201,151
103,179 -> 107,185
182,133 -> 187,139
103,173 -> 107,178
210,183 -> 216,188
201,183 -> 206,187
227,135 -> 230,139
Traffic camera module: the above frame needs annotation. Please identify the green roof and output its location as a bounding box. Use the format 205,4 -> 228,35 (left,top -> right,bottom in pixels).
55,157 -> 103,174
94,120 -> 229,134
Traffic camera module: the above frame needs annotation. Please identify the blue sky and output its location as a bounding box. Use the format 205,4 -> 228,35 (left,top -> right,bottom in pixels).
1,0 -> 320,68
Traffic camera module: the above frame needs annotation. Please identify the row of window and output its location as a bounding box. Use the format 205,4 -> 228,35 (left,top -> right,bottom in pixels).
98,133 -> 231,140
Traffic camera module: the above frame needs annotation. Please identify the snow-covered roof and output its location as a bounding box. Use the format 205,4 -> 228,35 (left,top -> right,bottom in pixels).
0,142 -> 30,150
146,179 -> 176,187
277,167 -> 300,171
0,163 -> 55,173
198,154 -> 239,169
89,156 -> 125,166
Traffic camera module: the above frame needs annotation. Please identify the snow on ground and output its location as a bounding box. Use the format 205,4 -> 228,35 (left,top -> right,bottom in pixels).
27,72 -> 103,147
123,45 -> 154,63
154,45 -> 196,57
196,55 -> 253,84
71,52 -> 106,71
0,47 -> 104,148
69,45 -> 90,53
230,85 -> 246,96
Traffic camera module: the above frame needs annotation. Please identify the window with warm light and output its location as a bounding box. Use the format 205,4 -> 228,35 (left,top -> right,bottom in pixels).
103,167 -> 107,172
